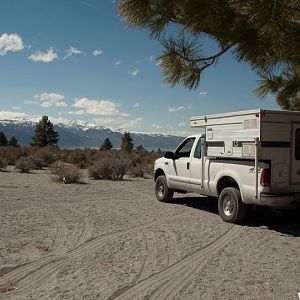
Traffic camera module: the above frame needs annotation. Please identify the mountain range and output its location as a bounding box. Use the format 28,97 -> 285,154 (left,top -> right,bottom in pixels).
0,118 -> 184,150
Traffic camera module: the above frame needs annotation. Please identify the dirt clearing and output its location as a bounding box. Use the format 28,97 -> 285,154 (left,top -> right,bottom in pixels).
0,168 -> 299,299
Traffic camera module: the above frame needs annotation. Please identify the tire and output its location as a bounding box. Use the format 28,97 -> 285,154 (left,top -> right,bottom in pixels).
218,187 -> 248,223
155,175 -> 174,203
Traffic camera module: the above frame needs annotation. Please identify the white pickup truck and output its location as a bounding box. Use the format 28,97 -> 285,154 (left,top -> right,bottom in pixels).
154,109 -> 300,223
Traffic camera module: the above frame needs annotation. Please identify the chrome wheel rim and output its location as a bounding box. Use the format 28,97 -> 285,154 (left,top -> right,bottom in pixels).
223,195 -> 235,217
158,183 -> 165,197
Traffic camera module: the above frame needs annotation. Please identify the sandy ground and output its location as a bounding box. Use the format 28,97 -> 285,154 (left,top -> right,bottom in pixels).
0,167 -> 299,300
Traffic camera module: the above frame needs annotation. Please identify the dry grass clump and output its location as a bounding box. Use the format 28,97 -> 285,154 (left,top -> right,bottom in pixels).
51,162 -> 82,184
88,158 -> 128,180
15,157 -> 35,173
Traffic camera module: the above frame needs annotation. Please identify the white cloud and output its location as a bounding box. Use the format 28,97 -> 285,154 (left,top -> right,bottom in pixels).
168,106 -> 185,112
178,122 -> 186,127
93,117 -> 143,130
114,60 -> 122,65
64,46 -> 83,59
123,117 -> 143,129
24,99 -> 38,105
93,49 -> 103,56
152,124 -> 162,129
133,102 -> 140,108
146,55 -> 155,62
35,92 -> 67,107
0,111 -> 27,120
129,68 -> 139,76
12,107 -> 21,110
68,110 -> 85,115
199,91 -> 208,96
28,48 -> 58,62
72,98 -> 127,116
0,33 -> 24,56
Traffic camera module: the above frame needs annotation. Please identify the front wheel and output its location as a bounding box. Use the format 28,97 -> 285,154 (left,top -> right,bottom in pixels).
155,175 -> 174,203
218,187 -> 248,223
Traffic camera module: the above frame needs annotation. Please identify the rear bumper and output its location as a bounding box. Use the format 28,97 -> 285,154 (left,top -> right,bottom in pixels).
260,193 -> 300,208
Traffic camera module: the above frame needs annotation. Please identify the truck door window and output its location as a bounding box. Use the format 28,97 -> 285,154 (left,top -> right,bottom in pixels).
295,129 -> 300,160
175,138 -> 196,158
193,140 -> 201,159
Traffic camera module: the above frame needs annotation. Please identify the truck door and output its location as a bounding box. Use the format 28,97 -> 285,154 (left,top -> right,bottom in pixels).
291,124 -> 300,184
167,137 -> 196,189
189,138 -> 203,192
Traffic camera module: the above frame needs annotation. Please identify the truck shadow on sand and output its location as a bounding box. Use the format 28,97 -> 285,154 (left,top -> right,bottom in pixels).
171,196 -> 300,237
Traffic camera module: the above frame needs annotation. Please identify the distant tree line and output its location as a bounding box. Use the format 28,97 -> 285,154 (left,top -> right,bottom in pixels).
100,132 -> 143,152
2,116 -> 154,152
0,131 -> 19,147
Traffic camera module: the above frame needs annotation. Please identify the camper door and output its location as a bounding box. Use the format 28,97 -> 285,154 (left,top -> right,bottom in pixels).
291,123 -> 300,184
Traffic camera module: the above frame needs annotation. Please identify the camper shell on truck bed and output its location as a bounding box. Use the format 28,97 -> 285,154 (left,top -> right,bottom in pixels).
190,109 -> 300,194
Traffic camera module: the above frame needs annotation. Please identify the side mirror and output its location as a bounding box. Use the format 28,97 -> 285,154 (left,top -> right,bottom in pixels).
164,151 -> 175,159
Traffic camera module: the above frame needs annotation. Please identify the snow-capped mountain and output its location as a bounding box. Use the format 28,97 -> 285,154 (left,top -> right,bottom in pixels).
0,117 -> 184,150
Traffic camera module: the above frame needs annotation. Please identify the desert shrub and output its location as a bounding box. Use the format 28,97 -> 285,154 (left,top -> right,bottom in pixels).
0,146 -> 23,165
51,162 -> 82,184
28,155 -> 46,170
65,149 -> 89,168
93,149 -> 118,162
129,166 -> 144,178
88,158 -> 128,180
35,147 -> 57,166
0,157 -> 8,171
126,151 -> 159,176
15,157 -> 35,173
129,153 -> 142,167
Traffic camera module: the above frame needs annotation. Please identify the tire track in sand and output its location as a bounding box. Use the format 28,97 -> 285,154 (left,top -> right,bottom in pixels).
134,229 -> 156,283
50,215 -> 68,255
0,203 -> 190,299
0,216 -> 179,298
112,225 -> 242,300
74,217 -> 94,248
0,213 -> 68,288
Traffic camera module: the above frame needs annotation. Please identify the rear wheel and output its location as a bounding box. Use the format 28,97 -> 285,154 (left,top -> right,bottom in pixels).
155,175 -> 173,203
218,187 -> 248,223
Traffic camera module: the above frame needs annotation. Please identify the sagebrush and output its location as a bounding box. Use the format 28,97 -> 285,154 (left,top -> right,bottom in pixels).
51,162 -> 82,184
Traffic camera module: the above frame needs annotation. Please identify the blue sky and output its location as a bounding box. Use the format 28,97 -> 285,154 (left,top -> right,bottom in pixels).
0,0 -> 279,136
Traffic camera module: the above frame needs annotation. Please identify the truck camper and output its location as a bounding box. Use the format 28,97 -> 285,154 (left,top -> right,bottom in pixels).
154,109 -> 300,223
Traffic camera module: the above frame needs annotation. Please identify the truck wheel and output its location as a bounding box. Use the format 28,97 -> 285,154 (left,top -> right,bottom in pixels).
218,187 -> 248,223
155,175 -> 174,203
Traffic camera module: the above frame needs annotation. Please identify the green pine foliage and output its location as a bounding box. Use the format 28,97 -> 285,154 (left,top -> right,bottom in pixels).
0,132 -> 8,146
121,132 -> 134,152
136,145 -> 145,152
118,0 -> 300,109
8,136 -> 19,147
100,138 -> 113,151
31,116 -> 59,147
